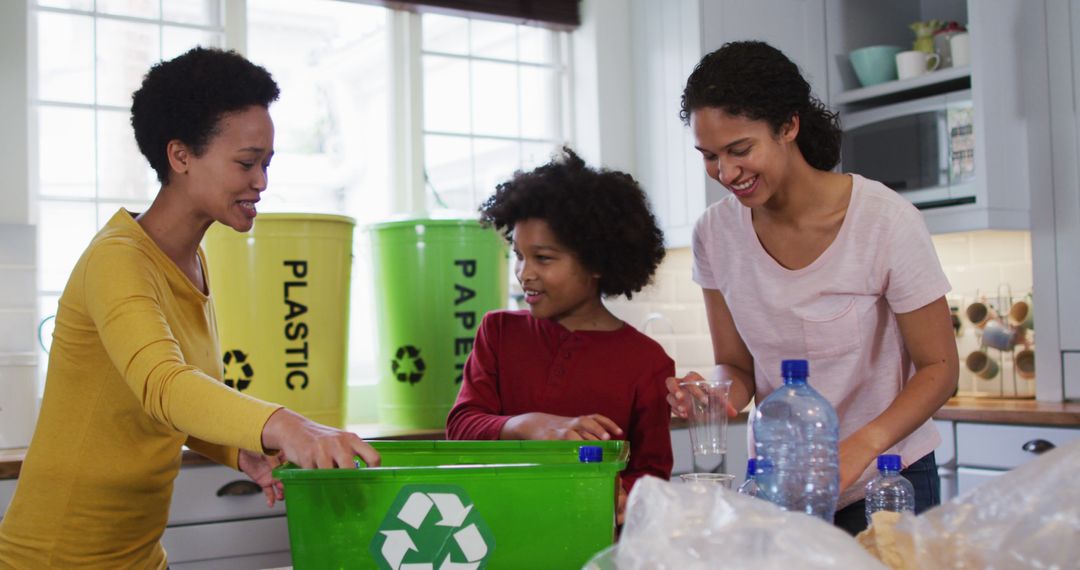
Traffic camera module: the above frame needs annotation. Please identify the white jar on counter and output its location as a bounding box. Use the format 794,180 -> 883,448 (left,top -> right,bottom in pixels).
0,352 -> 38,449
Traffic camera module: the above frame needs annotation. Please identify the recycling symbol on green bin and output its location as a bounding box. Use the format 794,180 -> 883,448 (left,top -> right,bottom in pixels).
222,349 -> 253,392
392,345 -> 426,385
371,484 -> 495,570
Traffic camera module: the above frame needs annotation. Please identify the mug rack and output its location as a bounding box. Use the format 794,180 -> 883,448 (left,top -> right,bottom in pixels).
955,284 -> 1035,399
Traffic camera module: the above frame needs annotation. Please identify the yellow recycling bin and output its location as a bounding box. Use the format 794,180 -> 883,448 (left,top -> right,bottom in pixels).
203,213 -> 354,427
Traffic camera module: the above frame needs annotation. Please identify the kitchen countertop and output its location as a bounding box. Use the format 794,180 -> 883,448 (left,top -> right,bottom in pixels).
3,400 -> 1077,480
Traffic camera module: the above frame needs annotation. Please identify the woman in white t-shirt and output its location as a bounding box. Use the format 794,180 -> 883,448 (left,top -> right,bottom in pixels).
666,41 -> 959,535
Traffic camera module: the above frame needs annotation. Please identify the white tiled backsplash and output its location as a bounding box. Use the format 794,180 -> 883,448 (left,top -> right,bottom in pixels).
606,230 -> 1034,395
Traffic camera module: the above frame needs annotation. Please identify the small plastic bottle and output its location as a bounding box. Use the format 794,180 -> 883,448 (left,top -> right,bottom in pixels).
737,458 -> 759,497
864,454 -> 915,527
579,445 -> 603,463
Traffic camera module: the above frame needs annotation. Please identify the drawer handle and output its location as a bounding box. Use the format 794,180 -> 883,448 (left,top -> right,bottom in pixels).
216,479 -> 262,497
1021,439 -> 1056,455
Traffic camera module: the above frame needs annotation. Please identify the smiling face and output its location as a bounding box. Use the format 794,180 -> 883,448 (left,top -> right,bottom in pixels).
174,105 -> 275,232
691,107 -> 799,208
512,218 -> 603,326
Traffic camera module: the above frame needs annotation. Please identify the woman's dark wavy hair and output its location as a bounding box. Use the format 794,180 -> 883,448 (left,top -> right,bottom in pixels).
679,41 -> 841,171
131,47 -> 280,184
479,147 -> 665,300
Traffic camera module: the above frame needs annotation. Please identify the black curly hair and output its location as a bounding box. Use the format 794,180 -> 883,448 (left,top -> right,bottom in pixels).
131,47 -> 280,184
679,41 -> 841,171
478,147 -> 665,300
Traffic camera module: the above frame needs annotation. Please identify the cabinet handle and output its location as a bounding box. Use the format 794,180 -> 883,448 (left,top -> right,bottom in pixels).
1021,439 -> 1055,454
216,479 -> 262,497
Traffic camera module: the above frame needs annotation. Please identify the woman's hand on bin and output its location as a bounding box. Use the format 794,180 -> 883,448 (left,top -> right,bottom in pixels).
239,449 -> 285,507
501,412 -> 624,441
261,408 -> 381,469
666,372 -> 739,419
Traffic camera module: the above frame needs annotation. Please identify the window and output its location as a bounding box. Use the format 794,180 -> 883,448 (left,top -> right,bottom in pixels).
32,0 -> 226,359
31,0 -> 572,397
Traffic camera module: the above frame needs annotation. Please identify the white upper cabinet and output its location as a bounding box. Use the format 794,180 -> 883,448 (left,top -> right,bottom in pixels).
825,0 -> 1051,235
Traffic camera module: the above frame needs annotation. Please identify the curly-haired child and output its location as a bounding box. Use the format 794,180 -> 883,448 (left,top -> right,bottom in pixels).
446,148 -> 674,520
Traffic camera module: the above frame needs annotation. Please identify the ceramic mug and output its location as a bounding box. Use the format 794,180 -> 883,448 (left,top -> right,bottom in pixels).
982,319 -> 1023,351
965,301 -> 993,328
896,50 -> 940,80
1008,299 -> 1034,330
1015,349 -> 1036,380
848,45 -> 903,86
950,32 -> 971,67
965,350 -> 999,380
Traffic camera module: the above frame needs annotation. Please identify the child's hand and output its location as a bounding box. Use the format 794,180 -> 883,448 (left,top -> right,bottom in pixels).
501,412 -> 624,440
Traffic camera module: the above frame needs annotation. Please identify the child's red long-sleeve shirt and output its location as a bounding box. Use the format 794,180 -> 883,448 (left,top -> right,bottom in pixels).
447,310 -> 674,489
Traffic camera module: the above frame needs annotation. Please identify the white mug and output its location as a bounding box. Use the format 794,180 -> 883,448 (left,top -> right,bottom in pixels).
950,32 -> 971,67
896,50 -> 940,80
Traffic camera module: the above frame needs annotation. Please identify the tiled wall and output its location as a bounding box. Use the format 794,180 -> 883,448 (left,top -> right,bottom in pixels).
606,231 -> 1034,395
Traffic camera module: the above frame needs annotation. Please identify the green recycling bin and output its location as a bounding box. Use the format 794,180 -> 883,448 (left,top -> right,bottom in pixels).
370,217 -> 508,429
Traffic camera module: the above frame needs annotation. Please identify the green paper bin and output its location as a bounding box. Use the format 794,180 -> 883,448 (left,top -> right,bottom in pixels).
369,217 -> 508,428
274,440 -> 627,569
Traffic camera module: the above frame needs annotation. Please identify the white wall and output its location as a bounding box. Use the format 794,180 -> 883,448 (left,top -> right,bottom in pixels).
0,1 -> 30,225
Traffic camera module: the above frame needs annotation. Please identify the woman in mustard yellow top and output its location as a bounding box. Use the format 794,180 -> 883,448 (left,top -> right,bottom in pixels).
0,47 -> 379,568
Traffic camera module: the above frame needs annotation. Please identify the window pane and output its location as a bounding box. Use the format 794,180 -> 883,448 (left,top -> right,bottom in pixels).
423,55 -> 471,134
96,19 -> 160,107
472,137 -> 520,204
38,106 -> 95,199
471,61 -> 517,137
522,141 -> 558,171
162,0 -> 221,26
424,134 -> 473,212
518,25 -> 556,64
36,12 -> 93,104
97,109 -> 157,201
36,0 -> 93,9
520,66 -> 559,140
162,27 -> 222,61
97,0 -> 159,19
38,201 -> 98,292
470,19 -> 515,60
422,13 -> 468,55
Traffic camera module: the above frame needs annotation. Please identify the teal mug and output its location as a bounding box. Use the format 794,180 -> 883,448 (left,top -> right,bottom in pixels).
848,45 -> 903,87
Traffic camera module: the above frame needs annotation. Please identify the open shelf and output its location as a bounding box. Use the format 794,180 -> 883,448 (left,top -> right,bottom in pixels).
833,65 -> 971,105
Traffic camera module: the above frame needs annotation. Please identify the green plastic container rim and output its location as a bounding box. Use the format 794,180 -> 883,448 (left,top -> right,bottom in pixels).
273,440 -> 629,481
252,212 -> 356,226
368,214 -> 488,231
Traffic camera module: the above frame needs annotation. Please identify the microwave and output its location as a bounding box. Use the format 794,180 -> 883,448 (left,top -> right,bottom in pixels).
841,90 -> 975,209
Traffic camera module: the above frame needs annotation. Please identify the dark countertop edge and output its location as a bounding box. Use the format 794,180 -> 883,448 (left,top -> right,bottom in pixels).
4,403 -> 1076,480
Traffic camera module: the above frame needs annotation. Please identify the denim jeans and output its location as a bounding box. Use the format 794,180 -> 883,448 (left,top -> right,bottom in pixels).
832,451 -> 940,536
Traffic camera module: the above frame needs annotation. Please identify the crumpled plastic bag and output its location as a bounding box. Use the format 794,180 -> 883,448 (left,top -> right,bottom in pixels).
857,436 -> 1080,569
584,476 -> 885,570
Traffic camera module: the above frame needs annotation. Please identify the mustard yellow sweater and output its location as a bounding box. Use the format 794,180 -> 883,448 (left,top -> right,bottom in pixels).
0,210 -> 281,569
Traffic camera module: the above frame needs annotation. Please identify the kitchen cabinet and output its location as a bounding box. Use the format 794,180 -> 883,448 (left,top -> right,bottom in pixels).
1040,0 -> 1080,400
0,478 -> 14,519
934,420 -> 958,502
671,418 -> 748,485
826,0 -> 1051,235
953,422 -> 1080,494
630,0 -> 827,248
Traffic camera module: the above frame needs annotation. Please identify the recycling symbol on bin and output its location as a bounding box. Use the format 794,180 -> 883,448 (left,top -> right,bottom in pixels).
392,345 -> 426,384
222,349 -> 254,392
371,485 -> 495,570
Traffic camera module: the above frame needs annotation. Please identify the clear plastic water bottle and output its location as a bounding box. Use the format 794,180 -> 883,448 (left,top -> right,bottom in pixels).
752,359 -> 840,521
737,458 -> 759,496
865,454 -> 915,526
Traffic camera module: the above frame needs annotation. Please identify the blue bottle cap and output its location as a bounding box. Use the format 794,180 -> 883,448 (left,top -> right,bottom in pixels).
745,458 -> 757,477
578,445 -> 603,463
878,454 -> 902,472
781,359 -> 809,378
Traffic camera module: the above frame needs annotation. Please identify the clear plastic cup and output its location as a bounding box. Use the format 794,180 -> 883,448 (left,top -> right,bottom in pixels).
679,473 -> 735,489
679,369 -> 733,458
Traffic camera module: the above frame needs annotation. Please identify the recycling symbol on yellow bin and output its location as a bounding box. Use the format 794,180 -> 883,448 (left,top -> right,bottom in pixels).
371,484 -> 495,570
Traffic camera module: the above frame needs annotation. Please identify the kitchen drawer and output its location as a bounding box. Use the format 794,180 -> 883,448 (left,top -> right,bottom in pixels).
0,478 -> 16,519
670,420 -> 748,484
933,420 -> 956,467
161,515 -> 290,567
956,423 -> 1080,470
957,466 -> 1004,497
169,464 -> 285,526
